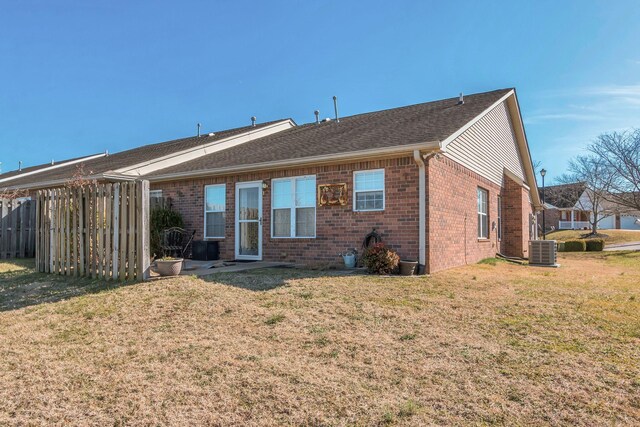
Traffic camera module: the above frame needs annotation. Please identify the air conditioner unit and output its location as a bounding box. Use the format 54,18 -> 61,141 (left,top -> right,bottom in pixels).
529,240 -> 558,267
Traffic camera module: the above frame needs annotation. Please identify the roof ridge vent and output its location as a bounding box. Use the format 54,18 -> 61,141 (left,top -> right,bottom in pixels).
458,92 -> 464,105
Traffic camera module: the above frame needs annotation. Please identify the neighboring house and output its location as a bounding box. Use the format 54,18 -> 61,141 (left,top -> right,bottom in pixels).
0,120 -> 294,191
0,153 -> 107,189
1,88 -> 542,273
539,182 -> 640,231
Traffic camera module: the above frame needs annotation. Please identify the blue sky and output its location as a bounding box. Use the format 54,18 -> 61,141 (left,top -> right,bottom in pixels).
1,1 -> 639,182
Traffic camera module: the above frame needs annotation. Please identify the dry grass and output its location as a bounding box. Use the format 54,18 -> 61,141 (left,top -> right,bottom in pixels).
1,254 -> 639,426
547,229 -> 640,245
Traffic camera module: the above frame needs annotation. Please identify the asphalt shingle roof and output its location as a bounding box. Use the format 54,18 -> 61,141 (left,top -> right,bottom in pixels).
540,183 -> 587,209
0,154 -> 102,181
1,120 -> 286,188
149,89 -> 512,177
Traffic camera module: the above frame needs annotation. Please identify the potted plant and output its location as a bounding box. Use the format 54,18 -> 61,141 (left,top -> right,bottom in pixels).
338,248 -> 358,268
399,260 -> 419,276
155,256 -> 183,276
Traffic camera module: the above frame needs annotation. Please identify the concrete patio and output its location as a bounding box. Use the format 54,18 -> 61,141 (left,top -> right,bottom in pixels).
150,259 -> 295,278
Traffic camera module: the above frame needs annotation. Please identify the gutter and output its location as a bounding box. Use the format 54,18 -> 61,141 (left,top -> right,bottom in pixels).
412,148 -> 442,274
413,150 -> 427,272
148,141 -> 442,183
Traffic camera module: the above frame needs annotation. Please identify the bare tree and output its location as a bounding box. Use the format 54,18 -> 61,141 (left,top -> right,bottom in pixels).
65,163 -> 95,189
589,129 -> 640,211
0,188 -> 29,200
555,155 -> 614,235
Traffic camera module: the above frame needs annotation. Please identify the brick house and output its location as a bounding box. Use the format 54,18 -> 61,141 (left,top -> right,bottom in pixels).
1,88 -> 541,273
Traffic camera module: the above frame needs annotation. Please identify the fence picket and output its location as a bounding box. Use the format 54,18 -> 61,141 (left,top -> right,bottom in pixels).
112,184 -> 120,281
105,184 -> 112,280
127,183 -> 135,281
32,181 -> 149,282
119,182 -> 127,281
97,185 -> 104,280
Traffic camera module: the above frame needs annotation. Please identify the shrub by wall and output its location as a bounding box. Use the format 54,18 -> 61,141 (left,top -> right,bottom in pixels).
586,239 -> 605,252
563,240 -> 587,252
361,243 -> 400,274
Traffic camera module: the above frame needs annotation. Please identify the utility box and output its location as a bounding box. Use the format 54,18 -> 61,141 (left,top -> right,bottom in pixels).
192,241 -> 220,261
529,240 -> 558,267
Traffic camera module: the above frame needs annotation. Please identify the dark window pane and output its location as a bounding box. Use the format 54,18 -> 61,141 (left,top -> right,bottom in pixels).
206,212 -> 225,237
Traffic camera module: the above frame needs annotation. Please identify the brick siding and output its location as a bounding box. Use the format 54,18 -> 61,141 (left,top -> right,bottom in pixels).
152,157 -> 420,266
152,154 -> 533,273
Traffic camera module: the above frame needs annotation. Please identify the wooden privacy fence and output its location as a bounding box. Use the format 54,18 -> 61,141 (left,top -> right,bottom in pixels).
35,181 -> 150,281
0,198 -> 36,259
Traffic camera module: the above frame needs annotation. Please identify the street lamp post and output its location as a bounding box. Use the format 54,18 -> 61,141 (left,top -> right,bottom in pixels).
540,168 -> 547,240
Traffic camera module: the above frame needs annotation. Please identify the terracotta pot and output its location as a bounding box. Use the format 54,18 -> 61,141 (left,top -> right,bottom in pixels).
399,260 -> 418,276
156,259 -> 183,277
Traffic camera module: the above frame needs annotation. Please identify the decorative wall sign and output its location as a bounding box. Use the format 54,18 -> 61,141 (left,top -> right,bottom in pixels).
318,183 -> 348,206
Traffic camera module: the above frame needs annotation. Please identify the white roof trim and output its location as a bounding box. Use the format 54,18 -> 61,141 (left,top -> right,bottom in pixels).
440,90 -> 541,209
115,120 -> 296,177
148,141 -> 441,183
0,153 -> 106,184
505,92 -> 542,209
439,90 -> 515,150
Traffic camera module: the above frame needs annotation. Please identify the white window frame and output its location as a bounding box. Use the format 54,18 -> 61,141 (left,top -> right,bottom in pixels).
271,175 -> 316,238
477,187 -> 489,239
204,184 -> 226,239
353,168 -> 385,212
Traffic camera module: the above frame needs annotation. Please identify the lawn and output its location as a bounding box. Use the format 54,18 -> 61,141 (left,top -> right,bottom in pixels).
546,229 -> 640,245
1,254 -> 639,426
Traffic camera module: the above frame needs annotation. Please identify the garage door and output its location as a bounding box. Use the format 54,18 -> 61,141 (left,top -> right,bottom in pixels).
598,215 -> 615,230
620,215 -> 640,230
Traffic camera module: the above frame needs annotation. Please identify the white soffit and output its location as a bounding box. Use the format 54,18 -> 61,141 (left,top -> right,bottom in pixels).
115,120 -> 296,177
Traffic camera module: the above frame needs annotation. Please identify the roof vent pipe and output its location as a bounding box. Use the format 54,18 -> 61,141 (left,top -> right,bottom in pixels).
333,96 -> 340,123
251,116 -> 256,127
51,159 -> 55,165
314,110 -> 320,124
458,92 -> 464,105
197,123 -> 201,137
18,161 -> 22,171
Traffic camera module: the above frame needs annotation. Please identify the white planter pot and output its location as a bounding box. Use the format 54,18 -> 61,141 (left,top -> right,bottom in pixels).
156,259 -> 183,277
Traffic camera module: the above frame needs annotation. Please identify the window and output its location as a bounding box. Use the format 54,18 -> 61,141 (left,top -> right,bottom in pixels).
354,169 -> 384,211
272,176 -> 316,238
205,184 -> 226,238
149,190 -> 163,198
477,188 -> 489,239
497,195 -> 502,241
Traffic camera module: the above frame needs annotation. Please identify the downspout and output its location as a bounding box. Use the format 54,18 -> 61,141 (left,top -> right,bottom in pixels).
413,150 -> 426,273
